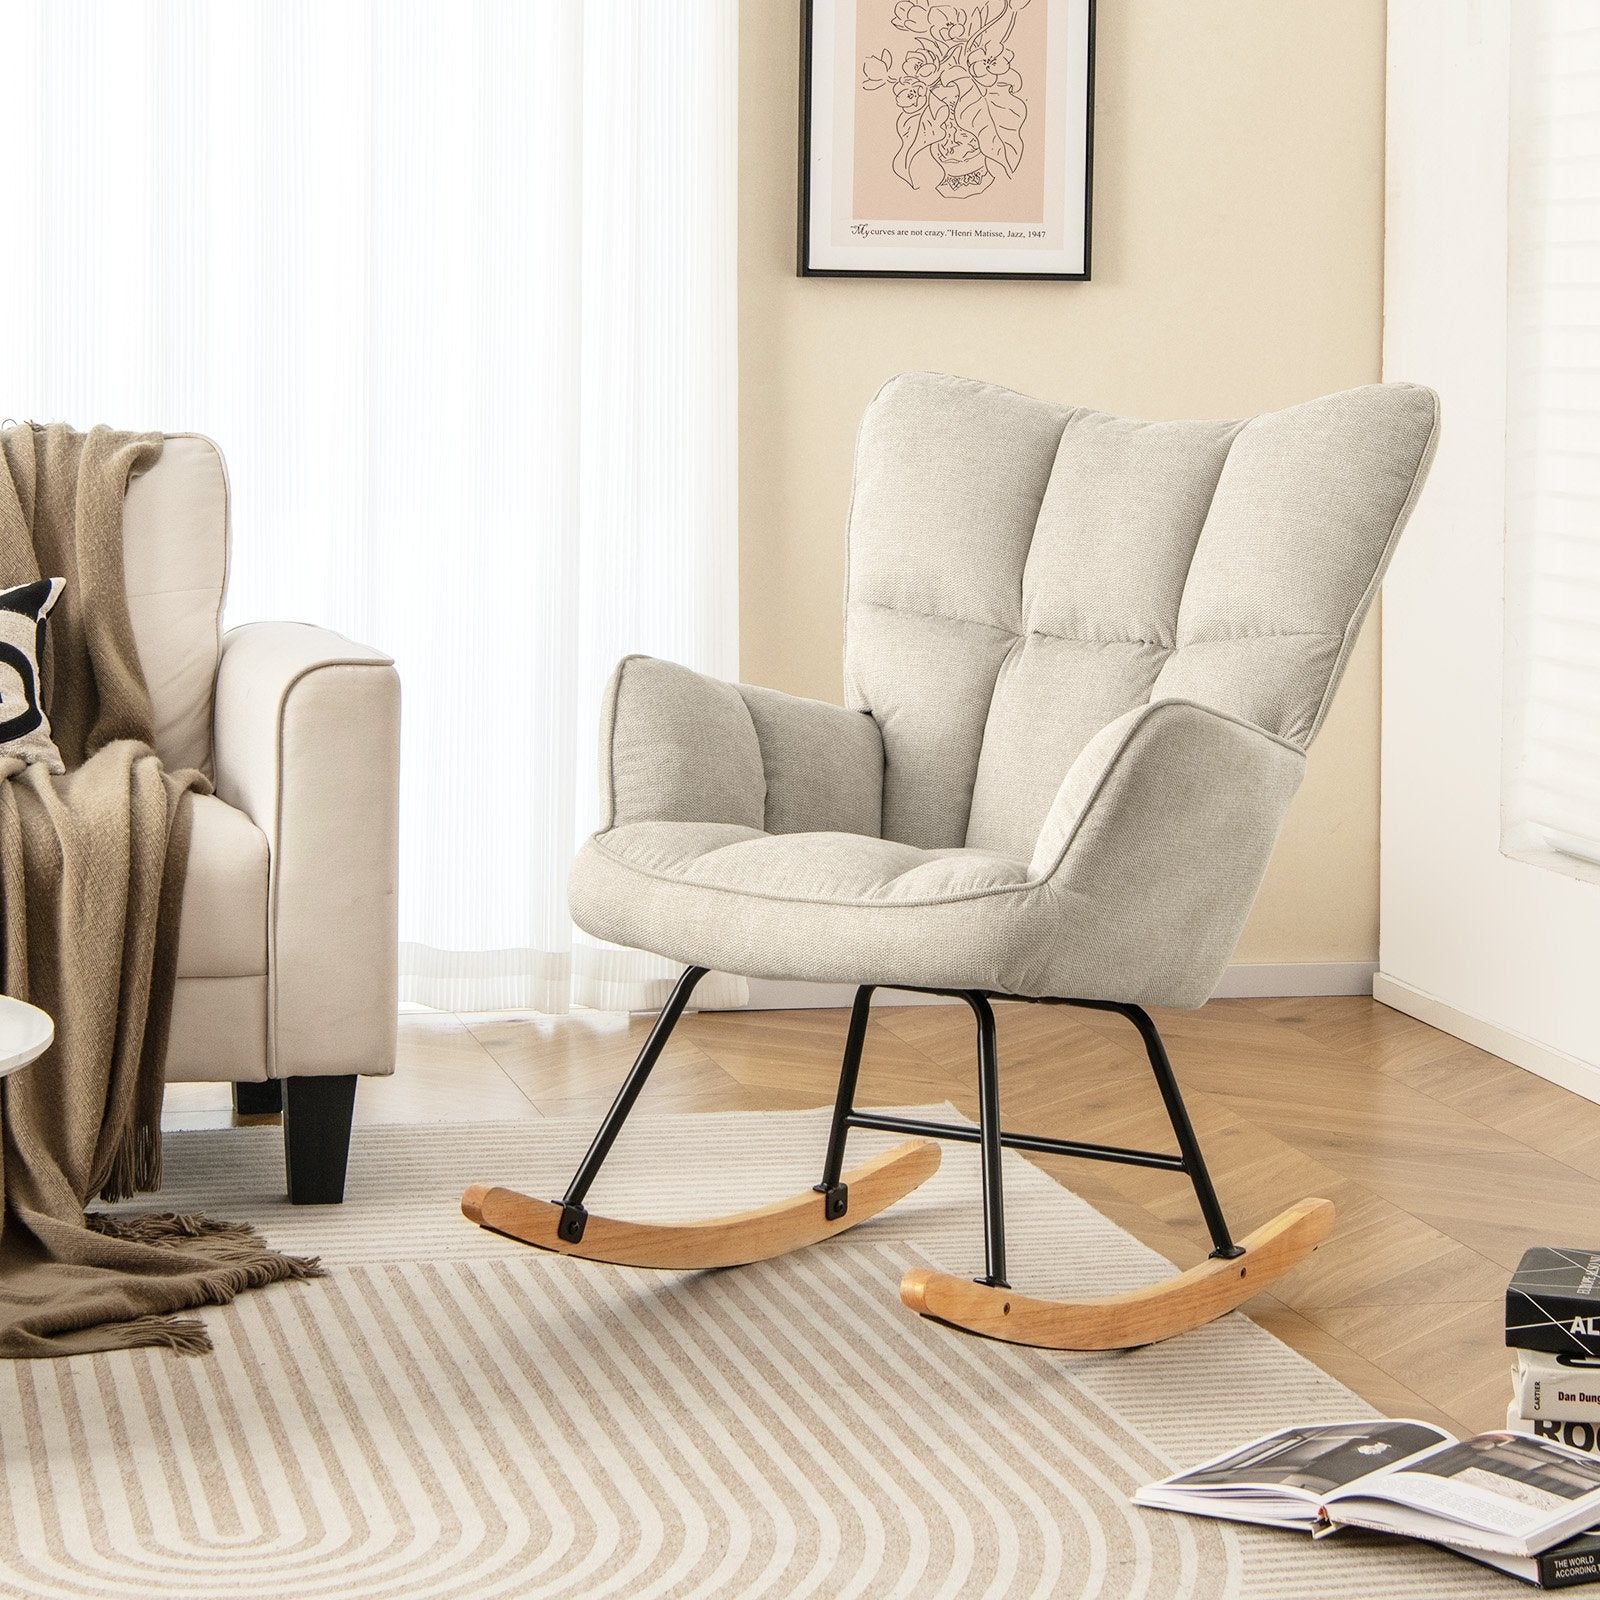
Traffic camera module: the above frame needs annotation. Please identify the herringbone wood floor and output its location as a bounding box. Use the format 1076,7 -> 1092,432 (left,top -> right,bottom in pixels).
166,996 -> 1594,1439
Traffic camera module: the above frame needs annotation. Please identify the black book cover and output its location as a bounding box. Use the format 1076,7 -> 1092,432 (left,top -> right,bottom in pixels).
1508,1249 -> 1600,1357
1460,1528 -> 1600,1588
1533,1529 -> 1600,1589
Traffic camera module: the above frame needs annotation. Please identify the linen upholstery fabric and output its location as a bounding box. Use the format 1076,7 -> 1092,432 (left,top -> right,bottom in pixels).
114,444 -> 400,1088
0,578 -> 67,772
569,374 -> 1440,1009
207,621 -> 400,1084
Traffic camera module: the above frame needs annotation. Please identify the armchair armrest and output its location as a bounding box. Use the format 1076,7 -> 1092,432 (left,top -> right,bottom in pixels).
1025,698 -> 1306,1007
601,656 -> 883,836
213,622 -> 400,1078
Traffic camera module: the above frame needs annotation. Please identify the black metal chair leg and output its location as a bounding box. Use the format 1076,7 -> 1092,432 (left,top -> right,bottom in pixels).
814,985 -> 875,1219
1109,1002 -> 1243,1260
962,991 -> 1008,1289
555,964 -> 708,1241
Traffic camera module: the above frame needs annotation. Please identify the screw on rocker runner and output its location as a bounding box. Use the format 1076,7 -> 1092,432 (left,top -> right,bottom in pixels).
460,967 -> 1333,1349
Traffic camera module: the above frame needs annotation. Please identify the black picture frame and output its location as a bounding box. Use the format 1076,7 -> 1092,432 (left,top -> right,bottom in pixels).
798,0 -> 1095,280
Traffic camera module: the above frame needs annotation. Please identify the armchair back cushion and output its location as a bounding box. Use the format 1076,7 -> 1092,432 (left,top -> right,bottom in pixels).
844,375 -> 1440,859
121,435 -> 228,778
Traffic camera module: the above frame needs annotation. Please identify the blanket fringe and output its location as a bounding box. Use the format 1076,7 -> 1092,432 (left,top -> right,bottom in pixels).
99,1122 -> 163,1205
77,1312 -> 216,1357
87,1210 -> 323,1283
71,1211 -> 324,1356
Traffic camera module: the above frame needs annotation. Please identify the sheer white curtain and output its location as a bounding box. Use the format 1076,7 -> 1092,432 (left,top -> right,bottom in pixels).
0,0 -> 740,1013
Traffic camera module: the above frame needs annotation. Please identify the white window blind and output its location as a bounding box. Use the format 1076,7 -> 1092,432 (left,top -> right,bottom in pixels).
1504,1 -> 1600,870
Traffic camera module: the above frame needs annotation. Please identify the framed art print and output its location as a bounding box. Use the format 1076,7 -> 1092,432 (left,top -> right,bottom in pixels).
799,0 -> 1094,280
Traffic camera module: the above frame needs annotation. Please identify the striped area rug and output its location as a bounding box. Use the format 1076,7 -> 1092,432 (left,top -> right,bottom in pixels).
0,1107 -> 1509,1599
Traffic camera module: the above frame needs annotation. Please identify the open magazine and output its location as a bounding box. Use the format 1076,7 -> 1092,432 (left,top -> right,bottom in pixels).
1135,1421 -> 1600,1560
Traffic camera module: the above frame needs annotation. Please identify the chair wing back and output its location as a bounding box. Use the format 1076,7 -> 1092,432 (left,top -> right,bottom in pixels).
843,374 -> 1439,858
122,434 -> 229,778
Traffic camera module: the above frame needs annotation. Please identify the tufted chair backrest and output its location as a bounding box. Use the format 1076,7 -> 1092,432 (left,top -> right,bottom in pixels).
843,373 -> 1439,858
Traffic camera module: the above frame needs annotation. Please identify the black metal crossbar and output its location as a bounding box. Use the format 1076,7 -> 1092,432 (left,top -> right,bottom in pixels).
841,1110 -> 1188,1173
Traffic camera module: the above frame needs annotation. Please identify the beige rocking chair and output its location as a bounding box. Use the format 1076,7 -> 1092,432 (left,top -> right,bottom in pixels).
464,373 -> 1439,1350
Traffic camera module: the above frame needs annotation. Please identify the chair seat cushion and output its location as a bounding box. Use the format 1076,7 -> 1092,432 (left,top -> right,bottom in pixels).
598,821 -> 1032,902
569,822 -> 1063,993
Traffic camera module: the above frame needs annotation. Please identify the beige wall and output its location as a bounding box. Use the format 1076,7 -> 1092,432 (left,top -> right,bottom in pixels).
738,0 -> 1387,964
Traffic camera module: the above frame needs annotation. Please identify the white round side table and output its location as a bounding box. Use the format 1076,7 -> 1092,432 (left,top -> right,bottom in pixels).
0,996 -> 53,1079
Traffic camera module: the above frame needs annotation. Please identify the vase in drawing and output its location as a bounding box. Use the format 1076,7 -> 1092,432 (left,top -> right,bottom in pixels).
931,126 -> 994,198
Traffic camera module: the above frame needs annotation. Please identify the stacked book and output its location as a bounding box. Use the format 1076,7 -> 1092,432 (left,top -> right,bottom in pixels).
1507,1248 -> 1600,1458
1507,1353 -> 1600,1461
1496,1248 -> 1600,1585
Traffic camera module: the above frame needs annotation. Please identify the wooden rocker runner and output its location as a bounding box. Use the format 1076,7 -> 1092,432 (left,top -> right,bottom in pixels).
463,375 -> 1438,1351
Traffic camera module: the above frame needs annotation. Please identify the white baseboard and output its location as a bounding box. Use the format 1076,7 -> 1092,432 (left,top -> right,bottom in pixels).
1373,972 -> 1600,1107
740,961 -> 1376,1012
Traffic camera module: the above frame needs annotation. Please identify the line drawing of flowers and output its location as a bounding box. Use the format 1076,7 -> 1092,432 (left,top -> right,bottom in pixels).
861,0 -> 1030,198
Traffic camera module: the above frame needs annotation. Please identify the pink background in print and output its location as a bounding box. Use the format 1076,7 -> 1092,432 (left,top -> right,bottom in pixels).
851,0 -> 1049,225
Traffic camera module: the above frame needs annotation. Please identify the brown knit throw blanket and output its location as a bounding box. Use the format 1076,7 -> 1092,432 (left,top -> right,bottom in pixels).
0,424 -> 318,1357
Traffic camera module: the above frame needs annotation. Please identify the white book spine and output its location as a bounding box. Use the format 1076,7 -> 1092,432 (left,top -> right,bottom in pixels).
1515,1353 -> 1600,1422
1507,1397 -> 1600,1456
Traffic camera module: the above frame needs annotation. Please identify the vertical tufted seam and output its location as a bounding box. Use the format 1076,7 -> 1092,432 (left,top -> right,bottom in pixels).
960,403 -> 1082,848
961,404 -> 1082,849
981,401 -> 1083,750
1164,417 -> 1252,665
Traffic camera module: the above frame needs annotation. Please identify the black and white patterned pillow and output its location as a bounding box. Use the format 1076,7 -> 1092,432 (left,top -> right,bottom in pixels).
0,577 -> 66,774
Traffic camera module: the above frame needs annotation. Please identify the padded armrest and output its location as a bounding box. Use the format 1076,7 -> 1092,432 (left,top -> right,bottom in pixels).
601,656 -> 883,836
1023,698 -> 1306,1007
213,621 -> 400,1078
1031,699 -> 1304,878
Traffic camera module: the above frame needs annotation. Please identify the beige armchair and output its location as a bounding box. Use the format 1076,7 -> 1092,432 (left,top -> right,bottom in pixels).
125,436 -> 399,1202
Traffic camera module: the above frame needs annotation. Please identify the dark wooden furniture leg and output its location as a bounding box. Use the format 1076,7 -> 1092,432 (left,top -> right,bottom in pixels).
232,1080 -> 283,1116
282,1075 -> 358,1204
